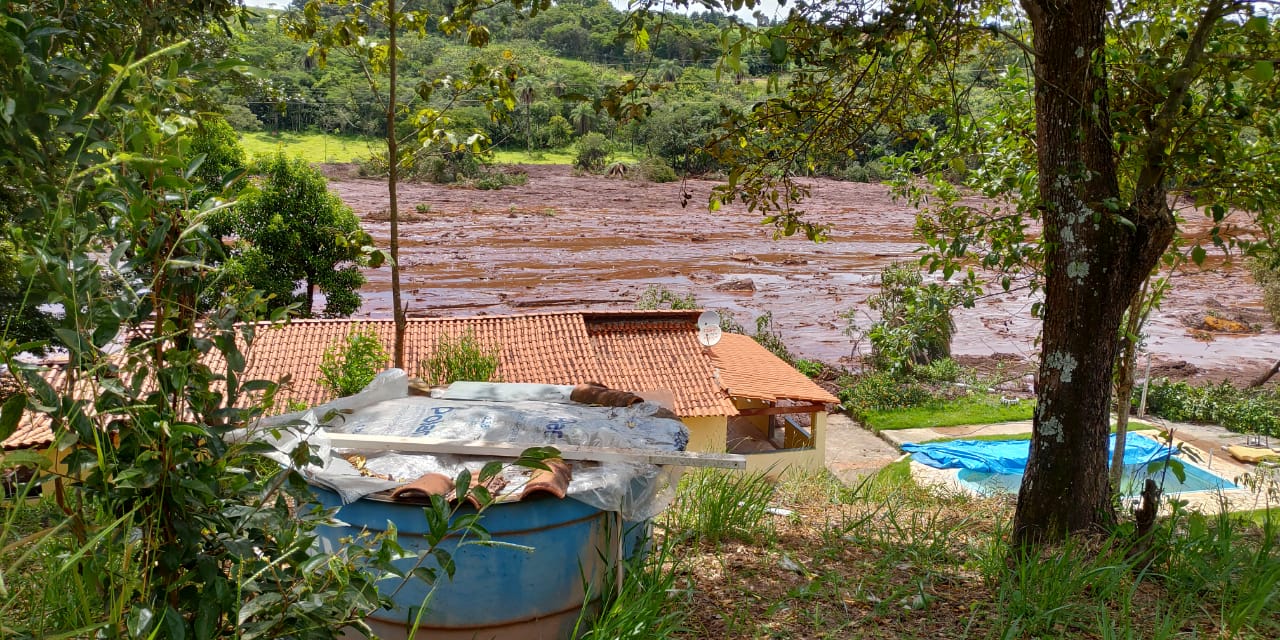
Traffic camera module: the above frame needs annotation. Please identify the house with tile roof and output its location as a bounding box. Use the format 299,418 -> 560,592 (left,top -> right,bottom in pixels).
3,310 -> 838,473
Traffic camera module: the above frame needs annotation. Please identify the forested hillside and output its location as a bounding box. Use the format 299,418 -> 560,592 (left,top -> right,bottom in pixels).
217,0 -> 917,178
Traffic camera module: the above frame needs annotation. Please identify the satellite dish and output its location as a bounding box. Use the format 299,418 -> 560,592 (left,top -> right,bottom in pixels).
696,310 -> 722,347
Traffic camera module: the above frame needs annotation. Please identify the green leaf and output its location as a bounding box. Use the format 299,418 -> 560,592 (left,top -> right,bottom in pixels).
1,448 -> 51,471
1246,60 -> 1274,84
769,37 -> 788,65
1190,245 -> 1206,266
0,393 -> 25,442
127,607 -> 155,639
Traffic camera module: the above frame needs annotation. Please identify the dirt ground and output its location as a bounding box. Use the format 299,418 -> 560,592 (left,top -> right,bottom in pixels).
326,164 -> 1280,384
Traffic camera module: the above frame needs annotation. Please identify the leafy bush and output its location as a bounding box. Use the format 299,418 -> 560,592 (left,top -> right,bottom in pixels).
851,262 -> 962,375
185,114 -> 246,194
574,132 -> 612,172
473,170 -> 527,190
794,359 -> 823,378
636,156 -> 678,183
751,311 -> 793,364
1248,257 -> 1280,326
422,333 -> 501,385
230,152 -> 375,317
838,371 -> 933,419
837,160 -> 890,183
1143,379 -> 1280,437
636,285 -> 697,310
914,357 -> 964,383
318,326 -> 390,397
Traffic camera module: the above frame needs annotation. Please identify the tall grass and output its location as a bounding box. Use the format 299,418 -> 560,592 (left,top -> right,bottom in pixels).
639,462 -> 1280,638
576,525 -> 688,639
663,468 -> 777,545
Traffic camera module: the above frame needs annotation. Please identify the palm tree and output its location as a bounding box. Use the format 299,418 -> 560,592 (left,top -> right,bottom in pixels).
570,102 -> 597,136
656,59 -> 683,83
547,73 -> 569,98
515,77 -> 539,152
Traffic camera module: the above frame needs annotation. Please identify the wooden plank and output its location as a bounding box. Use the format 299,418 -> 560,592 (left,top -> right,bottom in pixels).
323,433 -> 747,469
736,404 -> 828,417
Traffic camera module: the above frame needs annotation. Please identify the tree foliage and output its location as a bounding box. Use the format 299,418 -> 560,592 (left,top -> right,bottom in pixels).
626,0 -> 1280,543
229,152 -> 376,317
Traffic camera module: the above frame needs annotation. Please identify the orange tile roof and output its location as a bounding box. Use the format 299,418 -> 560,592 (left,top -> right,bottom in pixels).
584,313 -> 738,417
707,333 -> 840,405
1,367 -> 70,449
4,311 -> 834,450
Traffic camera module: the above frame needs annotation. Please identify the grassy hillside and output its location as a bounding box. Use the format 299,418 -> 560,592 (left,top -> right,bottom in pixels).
240,131 -> 637,166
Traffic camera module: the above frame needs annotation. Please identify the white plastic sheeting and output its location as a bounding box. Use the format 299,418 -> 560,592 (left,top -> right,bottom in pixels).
247,370 -> 691,521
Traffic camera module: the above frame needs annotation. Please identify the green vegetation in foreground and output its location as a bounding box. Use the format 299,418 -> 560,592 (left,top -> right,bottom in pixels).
1235,507 -> 1279,528
240,131 -> 377,163
239,131 -> 637,167
863,394 -> 1035,431
9,454 -> 1280,638
583,457 -> 1280,638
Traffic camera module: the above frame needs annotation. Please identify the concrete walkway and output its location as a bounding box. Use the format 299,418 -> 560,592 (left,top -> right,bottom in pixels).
823,413 -> 903,485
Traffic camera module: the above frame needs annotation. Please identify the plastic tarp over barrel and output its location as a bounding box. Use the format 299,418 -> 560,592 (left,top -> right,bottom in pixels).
902,433 -> 1173,474
314,487 -> 646,640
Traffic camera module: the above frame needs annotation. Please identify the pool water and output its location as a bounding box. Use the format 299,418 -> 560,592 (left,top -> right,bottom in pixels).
958,460 -> 1238,496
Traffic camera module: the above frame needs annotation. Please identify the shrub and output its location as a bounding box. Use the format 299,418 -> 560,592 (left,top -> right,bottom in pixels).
636,285 -> 697,310
1248,257 -> 1280,326
838,370 -> 933,419
422,333 -> 500,385
914,357 -> 964,383
636,156 -> 678,183
851,262 -> 962,375
574,132 -> 612,172
752,311 -> 794,364
1142,379 -> 1280,437
794,359 -> 824,378
185,114 -> 246,194
472,171 -> 527,190
318,326 -> 390,397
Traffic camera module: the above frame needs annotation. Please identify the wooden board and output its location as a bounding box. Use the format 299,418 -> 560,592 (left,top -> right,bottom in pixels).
323,432 -> 747,469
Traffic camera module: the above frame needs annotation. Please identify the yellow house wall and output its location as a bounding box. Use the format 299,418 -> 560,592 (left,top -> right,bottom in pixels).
680,415 -> 728,453
732,398 -> 770,435
743,411 -> 827,475
681,409 -> 828,475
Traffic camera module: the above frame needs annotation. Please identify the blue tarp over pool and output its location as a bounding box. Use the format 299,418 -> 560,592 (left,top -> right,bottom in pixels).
901,434 -> 1173,474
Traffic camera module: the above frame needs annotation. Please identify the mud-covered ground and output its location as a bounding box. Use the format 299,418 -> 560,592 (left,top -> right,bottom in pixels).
325,164 -> 1279,384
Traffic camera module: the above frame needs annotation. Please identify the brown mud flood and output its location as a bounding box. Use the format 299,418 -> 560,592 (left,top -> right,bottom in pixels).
329,164 -> 1279,383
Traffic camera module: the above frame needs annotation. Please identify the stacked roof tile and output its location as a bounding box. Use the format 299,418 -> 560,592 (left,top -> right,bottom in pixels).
3,310 -> 835,450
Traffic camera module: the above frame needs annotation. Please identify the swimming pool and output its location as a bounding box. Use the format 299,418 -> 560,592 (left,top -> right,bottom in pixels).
957,459 -> 1237,496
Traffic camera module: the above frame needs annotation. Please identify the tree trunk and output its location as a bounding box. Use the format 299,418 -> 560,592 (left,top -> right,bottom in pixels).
1247,358 -> 1280,389
1110,286 -> 1147,488
388,0 -> 406,369
1013,0 -> 1177,546
305,277 -> 315,318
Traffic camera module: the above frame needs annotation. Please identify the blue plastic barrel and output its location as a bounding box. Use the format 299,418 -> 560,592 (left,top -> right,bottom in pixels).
311,487 -> 645,640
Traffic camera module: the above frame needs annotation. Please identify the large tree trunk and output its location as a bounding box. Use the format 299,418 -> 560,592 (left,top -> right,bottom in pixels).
388,0 -> 406,369
1013,0 -> 1177,546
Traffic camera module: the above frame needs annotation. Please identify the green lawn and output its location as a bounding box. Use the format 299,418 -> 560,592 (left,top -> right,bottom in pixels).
863,395 -> 1035,432
240,131 -> 378,163
1234,507 -> 1280,528
239,131 -> 637,166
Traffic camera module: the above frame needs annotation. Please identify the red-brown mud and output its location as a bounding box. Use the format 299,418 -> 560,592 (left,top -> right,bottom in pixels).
329,164 -> 1279,383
